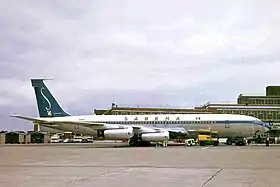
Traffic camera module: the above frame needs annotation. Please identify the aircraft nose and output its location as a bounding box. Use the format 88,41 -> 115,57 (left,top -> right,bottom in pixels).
264,127 -> 270,133
261,122 -> 271,132
254,122 -> 270,133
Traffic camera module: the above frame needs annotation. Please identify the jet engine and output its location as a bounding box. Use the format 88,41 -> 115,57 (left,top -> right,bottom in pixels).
104,127 -> 134,140
141,130 -> 169,142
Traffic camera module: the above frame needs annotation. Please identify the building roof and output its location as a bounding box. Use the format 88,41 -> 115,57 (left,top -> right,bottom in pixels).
197,103 -> 280,109
112,106 -> 215,111
94,106 -> 218,115
238,94 -> 280,99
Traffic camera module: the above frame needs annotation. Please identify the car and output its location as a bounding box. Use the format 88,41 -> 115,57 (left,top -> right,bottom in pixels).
185,139 -> 195,146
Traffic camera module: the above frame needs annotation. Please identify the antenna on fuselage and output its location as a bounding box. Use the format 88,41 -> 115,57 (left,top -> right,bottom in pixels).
102,102 -> 117,115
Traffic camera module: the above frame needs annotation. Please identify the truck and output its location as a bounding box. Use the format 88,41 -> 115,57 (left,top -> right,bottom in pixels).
73,135 -> 83,143
197,129 -> 219,146
82,136 -> 93,143
185,139 -> 196,146
50,134 -> 62,143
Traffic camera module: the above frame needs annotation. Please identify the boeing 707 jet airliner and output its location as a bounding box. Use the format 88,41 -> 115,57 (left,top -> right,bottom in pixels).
11,79 -> 270,147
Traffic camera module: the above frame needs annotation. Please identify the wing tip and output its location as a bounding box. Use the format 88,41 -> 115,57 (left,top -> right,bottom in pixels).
9,114 -> 19,118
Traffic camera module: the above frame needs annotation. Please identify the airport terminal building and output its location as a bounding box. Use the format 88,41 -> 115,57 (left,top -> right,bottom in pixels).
95,86 -> 280,121
94,86 -> 280,136
195,103 -> 280,124
95,103 -> 280,125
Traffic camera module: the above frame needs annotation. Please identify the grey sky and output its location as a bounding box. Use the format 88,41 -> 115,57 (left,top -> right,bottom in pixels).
1,0 -> 280,131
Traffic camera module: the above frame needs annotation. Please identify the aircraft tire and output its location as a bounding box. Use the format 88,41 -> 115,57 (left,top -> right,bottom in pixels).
140,141 -> 151,146
129,139 -> 151,147
226,138 -> 233,145
128,139 -> 136,146
128,138 -> 140,146
235,140 -> 246,146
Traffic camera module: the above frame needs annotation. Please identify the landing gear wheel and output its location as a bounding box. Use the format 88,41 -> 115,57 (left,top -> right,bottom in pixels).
128,139 -> 151,147
128,139 -> 136,146
226,138 -> 232,145
140,141 -> 151,146
235,140 -> 246,146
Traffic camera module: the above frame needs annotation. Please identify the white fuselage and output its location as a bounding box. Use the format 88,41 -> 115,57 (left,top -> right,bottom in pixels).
39,113 -> 268,138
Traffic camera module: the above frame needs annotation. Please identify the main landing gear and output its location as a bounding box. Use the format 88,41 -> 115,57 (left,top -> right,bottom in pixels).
154,141 -> 168,147
128,136 -> 168,147
128,136 -> 151,147
161,140 -> 168,147
226,138 -> 246,146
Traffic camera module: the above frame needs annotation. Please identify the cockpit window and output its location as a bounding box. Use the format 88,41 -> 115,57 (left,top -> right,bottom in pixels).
253,119 -> 262,124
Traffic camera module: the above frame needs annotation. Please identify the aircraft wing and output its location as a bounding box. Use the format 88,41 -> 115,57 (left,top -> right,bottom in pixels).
131,125 -> 188,134
54,121 -> 128,130
10,115 -> 126,130
10,115 -> 189,134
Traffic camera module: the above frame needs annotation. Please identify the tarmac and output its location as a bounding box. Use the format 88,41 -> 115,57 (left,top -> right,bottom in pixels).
1,142 -> 280,187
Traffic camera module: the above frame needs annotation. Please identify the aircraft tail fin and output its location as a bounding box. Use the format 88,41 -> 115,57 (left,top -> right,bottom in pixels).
31,79 -> 71,118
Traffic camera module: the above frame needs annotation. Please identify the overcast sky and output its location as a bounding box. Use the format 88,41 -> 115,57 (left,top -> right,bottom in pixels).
1,0 -> 280,131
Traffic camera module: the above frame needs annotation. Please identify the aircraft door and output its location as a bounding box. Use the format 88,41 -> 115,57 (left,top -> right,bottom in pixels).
221,120 -> 231,137
164,120 -> 168,128
225,120 -> 230,128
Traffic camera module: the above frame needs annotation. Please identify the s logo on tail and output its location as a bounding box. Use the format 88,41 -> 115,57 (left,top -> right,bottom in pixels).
40,87 -> 52,116
31,79 -> 70,117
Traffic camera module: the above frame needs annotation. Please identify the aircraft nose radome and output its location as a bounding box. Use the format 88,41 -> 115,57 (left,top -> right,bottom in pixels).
264,127 -> 270,133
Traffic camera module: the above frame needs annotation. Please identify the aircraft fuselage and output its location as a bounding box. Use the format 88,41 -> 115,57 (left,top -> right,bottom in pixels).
39,114 -> 268,138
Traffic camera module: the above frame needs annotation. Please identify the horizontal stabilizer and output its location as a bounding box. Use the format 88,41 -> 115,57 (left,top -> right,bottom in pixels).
9,115 -> 44,123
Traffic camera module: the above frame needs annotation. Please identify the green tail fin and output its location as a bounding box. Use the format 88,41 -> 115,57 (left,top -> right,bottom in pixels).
31,79 -> 71,117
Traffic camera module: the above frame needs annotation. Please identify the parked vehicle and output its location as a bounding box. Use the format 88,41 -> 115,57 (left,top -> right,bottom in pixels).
73,135 -> 83,143
185,139 -> 195,146
50,134 -> 62,143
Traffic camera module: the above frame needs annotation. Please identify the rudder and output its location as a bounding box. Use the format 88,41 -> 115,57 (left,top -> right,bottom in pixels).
31,79 -> 70,117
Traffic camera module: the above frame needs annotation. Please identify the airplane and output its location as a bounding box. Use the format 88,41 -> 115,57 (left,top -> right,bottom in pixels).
10,79 -> 271,147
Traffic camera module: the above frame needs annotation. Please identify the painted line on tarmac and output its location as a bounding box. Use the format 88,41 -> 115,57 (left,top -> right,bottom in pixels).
202,146 -> 210,149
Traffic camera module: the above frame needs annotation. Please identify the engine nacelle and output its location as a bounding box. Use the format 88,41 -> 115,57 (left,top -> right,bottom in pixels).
104,128 -> 134,140
141,131 -> 169,142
